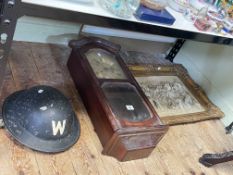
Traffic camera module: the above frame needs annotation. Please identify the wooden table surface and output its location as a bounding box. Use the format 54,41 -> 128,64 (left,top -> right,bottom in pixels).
0,42 -> 233,175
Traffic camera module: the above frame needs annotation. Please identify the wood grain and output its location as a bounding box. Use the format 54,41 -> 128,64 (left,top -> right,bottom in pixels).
0,41 -> 233,174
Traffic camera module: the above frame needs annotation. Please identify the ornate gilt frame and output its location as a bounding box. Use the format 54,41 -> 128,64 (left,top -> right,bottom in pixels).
129,64 -> 224,125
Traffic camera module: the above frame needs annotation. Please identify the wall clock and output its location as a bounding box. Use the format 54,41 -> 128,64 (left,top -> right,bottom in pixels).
67,37 -> 168,161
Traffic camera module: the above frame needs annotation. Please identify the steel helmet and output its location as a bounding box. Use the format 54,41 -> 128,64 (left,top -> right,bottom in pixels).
2,85 -> 80,153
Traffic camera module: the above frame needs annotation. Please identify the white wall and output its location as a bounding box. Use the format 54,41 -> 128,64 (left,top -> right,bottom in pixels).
14,16 -> 81,45
175,41 -> 233,126
13,16 -> 172,55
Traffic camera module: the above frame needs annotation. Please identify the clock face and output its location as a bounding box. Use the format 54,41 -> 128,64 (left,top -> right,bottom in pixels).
102,82 -> 152,122
85,48 -> 127,79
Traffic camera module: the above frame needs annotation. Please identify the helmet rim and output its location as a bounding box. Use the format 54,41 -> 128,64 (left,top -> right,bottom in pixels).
2,89 -> 80,153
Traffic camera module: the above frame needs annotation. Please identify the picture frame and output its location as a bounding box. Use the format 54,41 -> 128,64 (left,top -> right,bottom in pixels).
129,64 -> 224,125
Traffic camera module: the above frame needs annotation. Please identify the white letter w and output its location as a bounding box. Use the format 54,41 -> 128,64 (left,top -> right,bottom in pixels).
52,120 -> 67,136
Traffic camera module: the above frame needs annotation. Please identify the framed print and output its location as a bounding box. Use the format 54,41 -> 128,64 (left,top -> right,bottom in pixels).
129,64 -> 224,125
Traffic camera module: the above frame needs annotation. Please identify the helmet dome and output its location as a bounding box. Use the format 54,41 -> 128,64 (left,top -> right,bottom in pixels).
2,85 -> 80,153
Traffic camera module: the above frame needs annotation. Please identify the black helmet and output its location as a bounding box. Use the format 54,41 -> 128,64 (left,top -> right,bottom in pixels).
2,85 -> 80,153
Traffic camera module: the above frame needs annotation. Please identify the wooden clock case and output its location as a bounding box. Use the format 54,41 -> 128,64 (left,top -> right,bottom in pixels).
67,37 -> 168,161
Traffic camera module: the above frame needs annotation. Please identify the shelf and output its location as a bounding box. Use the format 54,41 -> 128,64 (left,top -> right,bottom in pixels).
20,0 -> 233,45
82,25 -> 177,43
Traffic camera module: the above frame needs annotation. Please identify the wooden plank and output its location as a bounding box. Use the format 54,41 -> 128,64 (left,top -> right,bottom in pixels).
0,62 -> 16,115
8,42 -> 41,89
0,58 -> 39,175
0,55 -> 7,94
169,124 -> 218,175
28,43 -> 78,175
0,62 -> 19,175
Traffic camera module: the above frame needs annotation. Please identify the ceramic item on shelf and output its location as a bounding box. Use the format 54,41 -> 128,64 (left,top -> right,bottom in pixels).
183,6 -> 206,22
135,5 -> 176,25
99,0 -> 140,18
184,0 -> 209,21
209,20 -> 224,33
194,18 -> 211,31
183,8 -> 196,21
140,0 -> 167,11
223,18 -> 233,33
168,0 -> 189,13
207,10 -> 225,22
207,10 -> 225,33
190,0 -> 208,12
193,2 -> 211,31
216,0 -> 233,18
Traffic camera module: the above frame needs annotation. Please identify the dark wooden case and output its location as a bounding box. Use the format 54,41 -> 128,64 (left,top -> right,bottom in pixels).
67,37 -> 168,161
